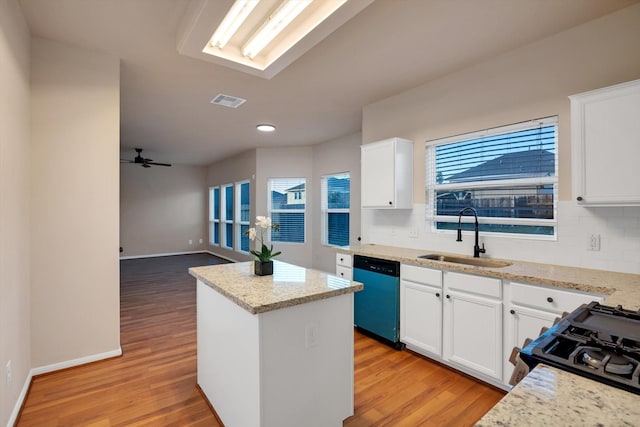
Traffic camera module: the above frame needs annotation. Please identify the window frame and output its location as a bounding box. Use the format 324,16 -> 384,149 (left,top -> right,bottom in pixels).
221,183 -> 234,249
208,186 -> 220,246
321,172 -> 350,247
425,116 -> 558,239
235,180 -> 251,254
267,177 -> 306,244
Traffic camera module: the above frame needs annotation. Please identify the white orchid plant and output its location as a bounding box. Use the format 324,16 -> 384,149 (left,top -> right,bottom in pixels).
246,216 -> 281,262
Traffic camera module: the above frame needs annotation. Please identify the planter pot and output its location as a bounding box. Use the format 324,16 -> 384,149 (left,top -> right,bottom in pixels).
254,260 -> 274,276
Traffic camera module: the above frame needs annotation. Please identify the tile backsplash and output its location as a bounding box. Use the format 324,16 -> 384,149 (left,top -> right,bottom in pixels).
361,201 -> 640,274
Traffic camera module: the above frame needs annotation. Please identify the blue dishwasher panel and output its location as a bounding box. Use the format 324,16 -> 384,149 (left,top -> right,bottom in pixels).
353,267 -> 400,343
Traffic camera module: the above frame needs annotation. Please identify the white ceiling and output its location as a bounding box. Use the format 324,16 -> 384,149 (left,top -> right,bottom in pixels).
19,0 -> 638,166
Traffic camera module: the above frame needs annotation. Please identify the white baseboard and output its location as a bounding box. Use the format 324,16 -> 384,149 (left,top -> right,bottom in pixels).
7,347 -> 122,427
31,347 -> 122,376
119,250 -> 206,260
7,370 -> 32,427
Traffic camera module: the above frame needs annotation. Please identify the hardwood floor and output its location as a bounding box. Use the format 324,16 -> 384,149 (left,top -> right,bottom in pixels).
17,254 -> 504,426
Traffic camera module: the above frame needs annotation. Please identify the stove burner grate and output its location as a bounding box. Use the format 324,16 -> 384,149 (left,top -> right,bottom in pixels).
578,347 -> 636,376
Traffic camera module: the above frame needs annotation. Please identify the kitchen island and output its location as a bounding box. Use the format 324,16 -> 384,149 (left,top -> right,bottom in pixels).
189,260 -> 363,427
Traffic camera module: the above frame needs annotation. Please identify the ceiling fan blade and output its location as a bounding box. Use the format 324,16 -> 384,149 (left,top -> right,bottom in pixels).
146,162 -> 172,167
120,159 -> 134,163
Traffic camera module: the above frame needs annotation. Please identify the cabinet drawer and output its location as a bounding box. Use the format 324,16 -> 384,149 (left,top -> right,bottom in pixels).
401,264 -> 442,287
444,271 -> 501,299
335,253 -> 352,268
510,282 -> 603,314
336,265 -> 352,280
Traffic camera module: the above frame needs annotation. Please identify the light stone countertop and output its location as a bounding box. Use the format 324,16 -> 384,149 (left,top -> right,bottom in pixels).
475,364 -> 640,426
339,244 -> 640,309
189,260 -> 363,315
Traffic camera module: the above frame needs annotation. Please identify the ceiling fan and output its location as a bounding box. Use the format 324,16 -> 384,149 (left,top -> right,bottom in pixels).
121,148 -> 172,168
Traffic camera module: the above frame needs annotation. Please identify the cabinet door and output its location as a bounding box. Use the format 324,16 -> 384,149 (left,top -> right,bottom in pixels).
503,304 -> 557,383
443,290 -> 502,381
361,141 -> 395,208
336,265 -> 352,280
571,79 -> 640,205
400,280 -> 442,357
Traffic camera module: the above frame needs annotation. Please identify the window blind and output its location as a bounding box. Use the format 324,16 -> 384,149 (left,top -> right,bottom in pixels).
321,173 -> 350,247
269,178 -> 306,243
426,117 -> 558,237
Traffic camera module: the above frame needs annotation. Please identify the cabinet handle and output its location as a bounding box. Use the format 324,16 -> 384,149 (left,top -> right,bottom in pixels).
577,196 -> 583,202
547,297 -> 554,303
510,309 -> 515,315
388,201 -> 393,205
340,272 -> 344,276
436,293 -> 440,298
340,258 -> 344,262
446,294 -> 450,299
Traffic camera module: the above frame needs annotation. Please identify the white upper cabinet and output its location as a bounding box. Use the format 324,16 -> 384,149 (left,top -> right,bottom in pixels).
361,137 -> 413,209
570,79 -> 640,206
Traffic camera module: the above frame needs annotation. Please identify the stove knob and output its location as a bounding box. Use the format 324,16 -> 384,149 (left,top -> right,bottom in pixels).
547,297 -> 554,303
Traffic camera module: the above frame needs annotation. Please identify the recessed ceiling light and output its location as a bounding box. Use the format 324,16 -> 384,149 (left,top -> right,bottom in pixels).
256,124 -> 276,132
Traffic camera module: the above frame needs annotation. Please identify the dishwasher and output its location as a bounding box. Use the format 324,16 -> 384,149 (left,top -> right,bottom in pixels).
353,255 -> 403,349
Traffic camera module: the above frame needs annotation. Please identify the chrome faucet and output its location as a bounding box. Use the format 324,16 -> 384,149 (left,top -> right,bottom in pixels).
456,207 -> 486,258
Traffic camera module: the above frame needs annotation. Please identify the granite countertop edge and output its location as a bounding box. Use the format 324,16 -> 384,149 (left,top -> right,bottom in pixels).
475,364 -> 640,426
339,244 -> 640,309
189,264 -> 363,315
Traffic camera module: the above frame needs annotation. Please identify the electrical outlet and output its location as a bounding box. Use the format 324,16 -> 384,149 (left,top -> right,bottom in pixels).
305,324 -> 318,348
199,238 -> 203,244
408,227 -> 419,238
5,360 -> 12,385
188,239 -> 193,245
588,234 -> 601,251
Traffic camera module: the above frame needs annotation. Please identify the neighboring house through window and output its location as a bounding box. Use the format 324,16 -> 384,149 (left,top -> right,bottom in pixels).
426,116 -> 558,237
268,178 -> 306,243
321,173 -> 350,247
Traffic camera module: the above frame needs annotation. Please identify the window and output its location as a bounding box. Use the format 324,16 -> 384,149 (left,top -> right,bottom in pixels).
209,187 -> 220,245
268,178 -> 306,243
426,116 -> 558,237
236,181 -> 250,253
321,173 -> 350,247
221,184 -> 234,249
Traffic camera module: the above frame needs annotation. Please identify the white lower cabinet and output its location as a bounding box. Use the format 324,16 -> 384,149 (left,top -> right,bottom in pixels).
335,253 -> 353,280
503,281 -> 605,383
443,271 -> 503,383
400,264 -> 443,357
396,262 -> 607,390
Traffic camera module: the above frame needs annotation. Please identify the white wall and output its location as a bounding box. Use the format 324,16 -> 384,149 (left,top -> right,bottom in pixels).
311,132 -> 362,273
30,37 -> 121,368
256,147 -> 314,268
361,4 -> 640,274
0,0 -> 31,424
120,163 -> 207,257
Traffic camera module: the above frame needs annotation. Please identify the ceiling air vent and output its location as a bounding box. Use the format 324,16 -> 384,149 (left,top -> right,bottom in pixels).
210,93 -> 246,108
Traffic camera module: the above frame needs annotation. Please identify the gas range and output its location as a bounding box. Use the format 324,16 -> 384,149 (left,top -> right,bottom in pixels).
520,302 -> 640,395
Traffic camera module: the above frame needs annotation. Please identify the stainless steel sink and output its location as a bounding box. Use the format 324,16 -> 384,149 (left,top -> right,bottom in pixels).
417,254 -> 511,268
